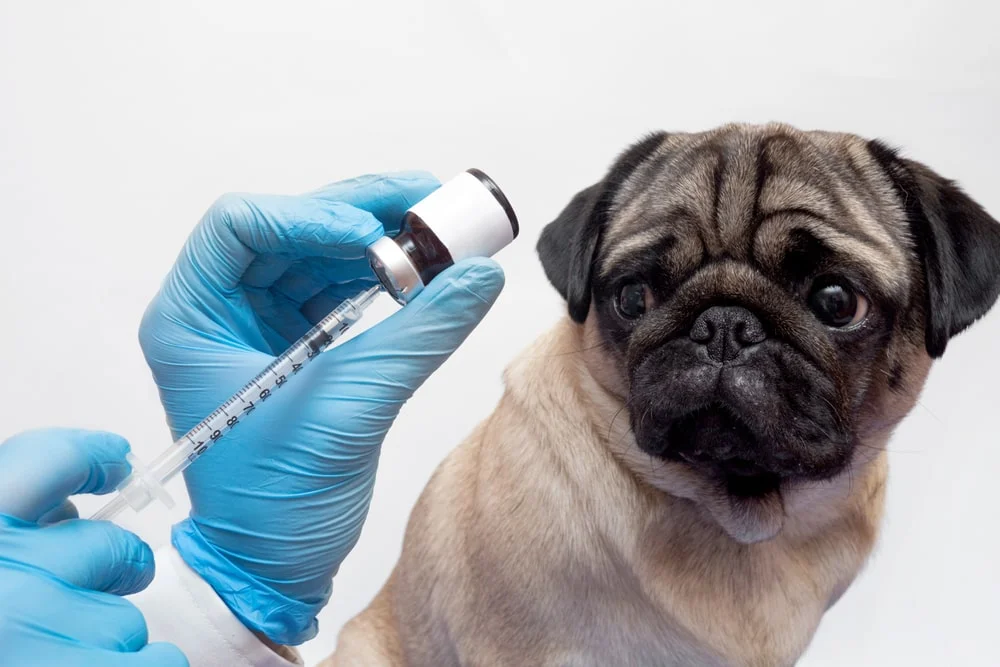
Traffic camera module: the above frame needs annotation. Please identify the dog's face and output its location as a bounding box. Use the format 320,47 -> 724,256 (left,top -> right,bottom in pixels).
539,124 -> 1000,543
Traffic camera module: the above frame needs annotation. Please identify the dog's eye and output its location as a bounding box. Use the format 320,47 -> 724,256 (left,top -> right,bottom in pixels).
807,280 -> 869,328
616,282 -> 649,319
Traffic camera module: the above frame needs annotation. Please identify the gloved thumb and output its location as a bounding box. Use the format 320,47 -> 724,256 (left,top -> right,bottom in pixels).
318,257 -> 505,405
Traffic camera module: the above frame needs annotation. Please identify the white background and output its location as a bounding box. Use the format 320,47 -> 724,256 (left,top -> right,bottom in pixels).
2,1 -> 998,665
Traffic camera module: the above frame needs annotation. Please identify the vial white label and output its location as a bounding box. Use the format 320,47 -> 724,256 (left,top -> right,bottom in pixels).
408,171 -> 515,263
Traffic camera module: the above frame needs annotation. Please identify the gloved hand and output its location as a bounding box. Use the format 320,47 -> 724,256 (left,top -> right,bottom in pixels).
138,172 -> 505,645
0,429 -> 188,667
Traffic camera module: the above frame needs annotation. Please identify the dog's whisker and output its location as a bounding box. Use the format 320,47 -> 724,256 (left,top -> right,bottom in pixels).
873,367 -> 944,424
607,394 -> 637,441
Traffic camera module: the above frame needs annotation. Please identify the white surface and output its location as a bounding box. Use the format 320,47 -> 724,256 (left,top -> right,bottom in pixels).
1,1 -> 998,665
410,171 -> 516,262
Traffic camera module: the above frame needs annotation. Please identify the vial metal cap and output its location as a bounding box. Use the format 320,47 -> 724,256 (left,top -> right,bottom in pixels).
367,235 -> 423,304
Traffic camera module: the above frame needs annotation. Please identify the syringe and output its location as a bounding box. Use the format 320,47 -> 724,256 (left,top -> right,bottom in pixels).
89,285 -> 382,521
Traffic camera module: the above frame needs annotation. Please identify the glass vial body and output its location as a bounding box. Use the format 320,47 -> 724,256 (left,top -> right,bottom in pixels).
393,212 -> 455,285
367,168 -> 518,305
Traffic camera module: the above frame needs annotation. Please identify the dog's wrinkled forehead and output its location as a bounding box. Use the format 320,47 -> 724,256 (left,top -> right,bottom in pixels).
598,124 -> 913,296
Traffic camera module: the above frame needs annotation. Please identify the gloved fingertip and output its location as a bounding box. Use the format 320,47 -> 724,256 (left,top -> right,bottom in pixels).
339,203 -> 386,236
96,430 -> 133,461
422,257 -> 506,306
309,171 -> 441,201
382,169 -> 441,185
136,642 -> 190,667
103,527 -> 156,596
37,499 -> 79,525
313,201 -> 385,251
80,431 -> 133,495
450,256 -> 506,288
377,171 -> 442,213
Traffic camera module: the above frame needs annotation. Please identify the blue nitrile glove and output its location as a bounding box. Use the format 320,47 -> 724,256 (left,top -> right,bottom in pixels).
0,429 -> 189,667
138,172 -> 505,645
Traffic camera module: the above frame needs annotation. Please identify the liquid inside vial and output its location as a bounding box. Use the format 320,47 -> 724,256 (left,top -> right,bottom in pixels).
395,213 -> 455,284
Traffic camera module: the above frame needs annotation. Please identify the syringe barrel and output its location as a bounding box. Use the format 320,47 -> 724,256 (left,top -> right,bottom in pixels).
153,286 -> 379,485
148,439 -> 201,484
86,286 -> 382,521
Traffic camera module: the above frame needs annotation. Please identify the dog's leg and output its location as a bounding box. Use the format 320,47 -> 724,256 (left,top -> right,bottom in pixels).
321,574 -> 404,667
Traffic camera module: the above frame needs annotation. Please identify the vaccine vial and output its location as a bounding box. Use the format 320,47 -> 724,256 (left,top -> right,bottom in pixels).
367,169 -> 519,304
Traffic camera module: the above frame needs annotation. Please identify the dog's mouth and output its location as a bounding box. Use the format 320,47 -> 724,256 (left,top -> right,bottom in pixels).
663,405 -> 786,542
666,405 -> 782,495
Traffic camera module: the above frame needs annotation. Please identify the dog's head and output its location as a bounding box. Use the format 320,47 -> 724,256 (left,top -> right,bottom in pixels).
538,123 -> 1000,543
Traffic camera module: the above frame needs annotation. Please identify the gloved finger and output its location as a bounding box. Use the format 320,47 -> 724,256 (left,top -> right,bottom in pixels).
319,257 -> 505,404
76,591 -> 152,652
300,278 -> 380,324
254,314 -> 298,356
5,563 -> 151,652
242,239 -> 375,292
0,518 -> 155,595
37,499 -> 79,525
112,642 -> 190,667
269,256 -> 374,305
240,170 -> 437,290
181,194 -> 385,297
244,286 -> 315,348
0,429 -> 131,522
306,171 -> 441,234
241,253 -> 296,291
233,257 -> 376,353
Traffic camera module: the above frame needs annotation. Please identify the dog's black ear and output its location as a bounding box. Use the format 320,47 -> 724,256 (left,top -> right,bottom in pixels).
537,183 -> 603,322
869,140 -> 1000,357
538,132 -> 668,322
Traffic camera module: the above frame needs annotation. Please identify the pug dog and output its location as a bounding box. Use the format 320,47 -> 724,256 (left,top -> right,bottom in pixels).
325,123 -> 1000,667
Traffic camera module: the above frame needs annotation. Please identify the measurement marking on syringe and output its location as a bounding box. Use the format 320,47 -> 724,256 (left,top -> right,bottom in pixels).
86,285 -> 381,522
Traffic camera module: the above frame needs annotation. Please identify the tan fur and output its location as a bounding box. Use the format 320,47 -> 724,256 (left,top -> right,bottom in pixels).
326,317 -> 922,666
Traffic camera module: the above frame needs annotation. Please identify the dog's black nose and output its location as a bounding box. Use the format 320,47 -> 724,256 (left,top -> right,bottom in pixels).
689,305 -> 766,362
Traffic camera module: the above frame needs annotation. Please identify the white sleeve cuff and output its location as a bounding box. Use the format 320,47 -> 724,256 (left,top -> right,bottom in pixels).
129,546 -> 302,667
